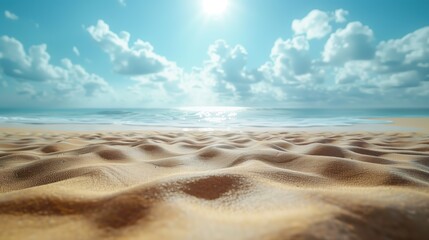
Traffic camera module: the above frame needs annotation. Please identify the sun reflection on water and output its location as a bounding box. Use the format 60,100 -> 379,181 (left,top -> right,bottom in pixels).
179,106 -> 246,124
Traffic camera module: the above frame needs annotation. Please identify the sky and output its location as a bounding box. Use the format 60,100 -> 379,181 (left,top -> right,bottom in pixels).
0,0 -> 429,108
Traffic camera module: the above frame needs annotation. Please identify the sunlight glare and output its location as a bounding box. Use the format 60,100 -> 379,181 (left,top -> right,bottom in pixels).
202,0 -> 229,17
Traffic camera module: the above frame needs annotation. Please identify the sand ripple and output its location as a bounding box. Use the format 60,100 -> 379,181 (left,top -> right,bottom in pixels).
0,131 -> 429,239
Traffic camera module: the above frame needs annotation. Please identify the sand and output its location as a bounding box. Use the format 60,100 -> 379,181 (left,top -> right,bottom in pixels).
1,123 -> 429,239
380,118 -> 429,133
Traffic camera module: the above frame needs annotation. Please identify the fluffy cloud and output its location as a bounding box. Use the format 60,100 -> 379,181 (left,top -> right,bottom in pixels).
4,10 -> 18,20
256,34 -> 327,98
292,9 -> 349,40
335,61 -> 373,84
87,19 -> 336,106
377,30 -> 429,96
292,10 -> 333,39
323,22 -> 375,64
59,59 -> 111,97
373,27 -> 429,91
246,34 -> 331,106
203,40 -> 254,97
376,27 -> 429,69
128,65 -> 185,105
3,9 -> 423,107
249,81 -> 285,101
109,11 -> 428,107
0,36 -> 61,81
87,20 -> 173,75
334,9 -> 349,23
255,13 -> 428,106
381,71 -> 421,88
335,26 -> 429,89
269,36 -> 311,77
0,36 -> 112,98
128,40 -> 254,106
330,26 -> 429,107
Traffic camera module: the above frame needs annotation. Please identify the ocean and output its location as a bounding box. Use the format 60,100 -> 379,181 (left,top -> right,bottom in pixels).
0,107 -> 429,129
0,107 -> 428,130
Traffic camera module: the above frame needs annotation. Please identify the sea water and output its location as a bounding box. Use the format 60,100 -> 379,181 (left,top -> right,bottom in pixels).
0,107 -> 428,130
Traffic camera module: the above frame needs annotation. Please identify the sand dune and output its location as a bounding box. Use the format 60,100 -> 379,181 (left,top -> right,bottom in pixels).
1,130 -> 429,239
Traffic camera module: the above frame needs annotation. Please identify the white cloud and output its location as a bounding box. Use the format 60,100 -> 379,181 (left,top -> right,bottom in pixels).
371,27 -> 429,90
270,36 -> 311,77
73,46 -> 80,56
376,27 -> 429,67
250,81 -> 285,101
331,25 -> 429,105
59,59 -> 112,97
335,26 -> 429,90
292,10 -> 333,39
334,9 -> 349,23
0,36 -> 112,98
6,9 -> 420,107
128,63 -> 184,104
258,14 -> 428,106
87,20 -> 173,75
323,21 -> 375,64
0,36 -> 61,81
381,71 -> 420,88
123,38 -> 264,106
248,33 -> 331,106
291,9 -> 350,40
128,39 -> 253,106
4,10 -> 18,21
335,61 -> 373,84
256,34 -> 326,98
204,40 -> 253,97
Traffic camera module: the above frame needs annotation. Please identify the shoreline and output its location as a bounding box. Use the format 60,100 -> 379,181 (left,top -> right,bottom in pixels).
376,117 -> 429,133
0,117 -> 428,133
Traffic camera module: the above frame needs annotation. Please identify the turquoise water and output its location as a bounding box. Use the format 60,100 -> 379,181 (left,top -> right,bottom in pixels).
0,107 -> 428,129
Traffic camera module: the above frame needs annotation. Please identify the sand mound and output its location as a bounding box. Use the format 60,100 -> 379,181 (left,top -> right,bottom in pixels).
0,130 -> 429,239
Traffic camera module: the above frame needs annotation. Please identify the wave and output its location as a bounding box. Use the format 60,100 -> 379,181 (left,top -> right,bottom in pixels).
0,108 -> 417,129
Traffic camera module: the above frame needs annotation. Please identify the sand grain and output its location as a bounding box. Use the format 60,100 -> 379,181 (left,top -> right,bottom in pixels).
0,130 -> 429,239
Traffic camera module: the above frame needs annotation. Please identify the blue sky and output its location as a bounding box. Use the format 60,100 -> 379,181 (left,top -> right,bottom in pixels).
1,0 -> 429,108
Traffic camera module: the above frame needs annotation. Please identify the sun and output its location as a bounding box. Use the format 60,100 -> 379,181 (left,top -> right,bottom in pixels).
202,0 -> 229,17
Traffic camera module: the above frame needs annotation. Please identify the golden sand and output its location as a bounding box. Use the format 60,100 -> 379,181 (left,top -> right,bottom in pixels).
381,118 -> 429,133
0,124 -> 429,239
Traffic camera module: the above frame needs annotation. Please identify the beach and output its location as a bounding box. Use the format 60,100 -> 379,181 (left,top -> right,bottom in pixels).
0,118 -> 429,239
2,0 -> 428,237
